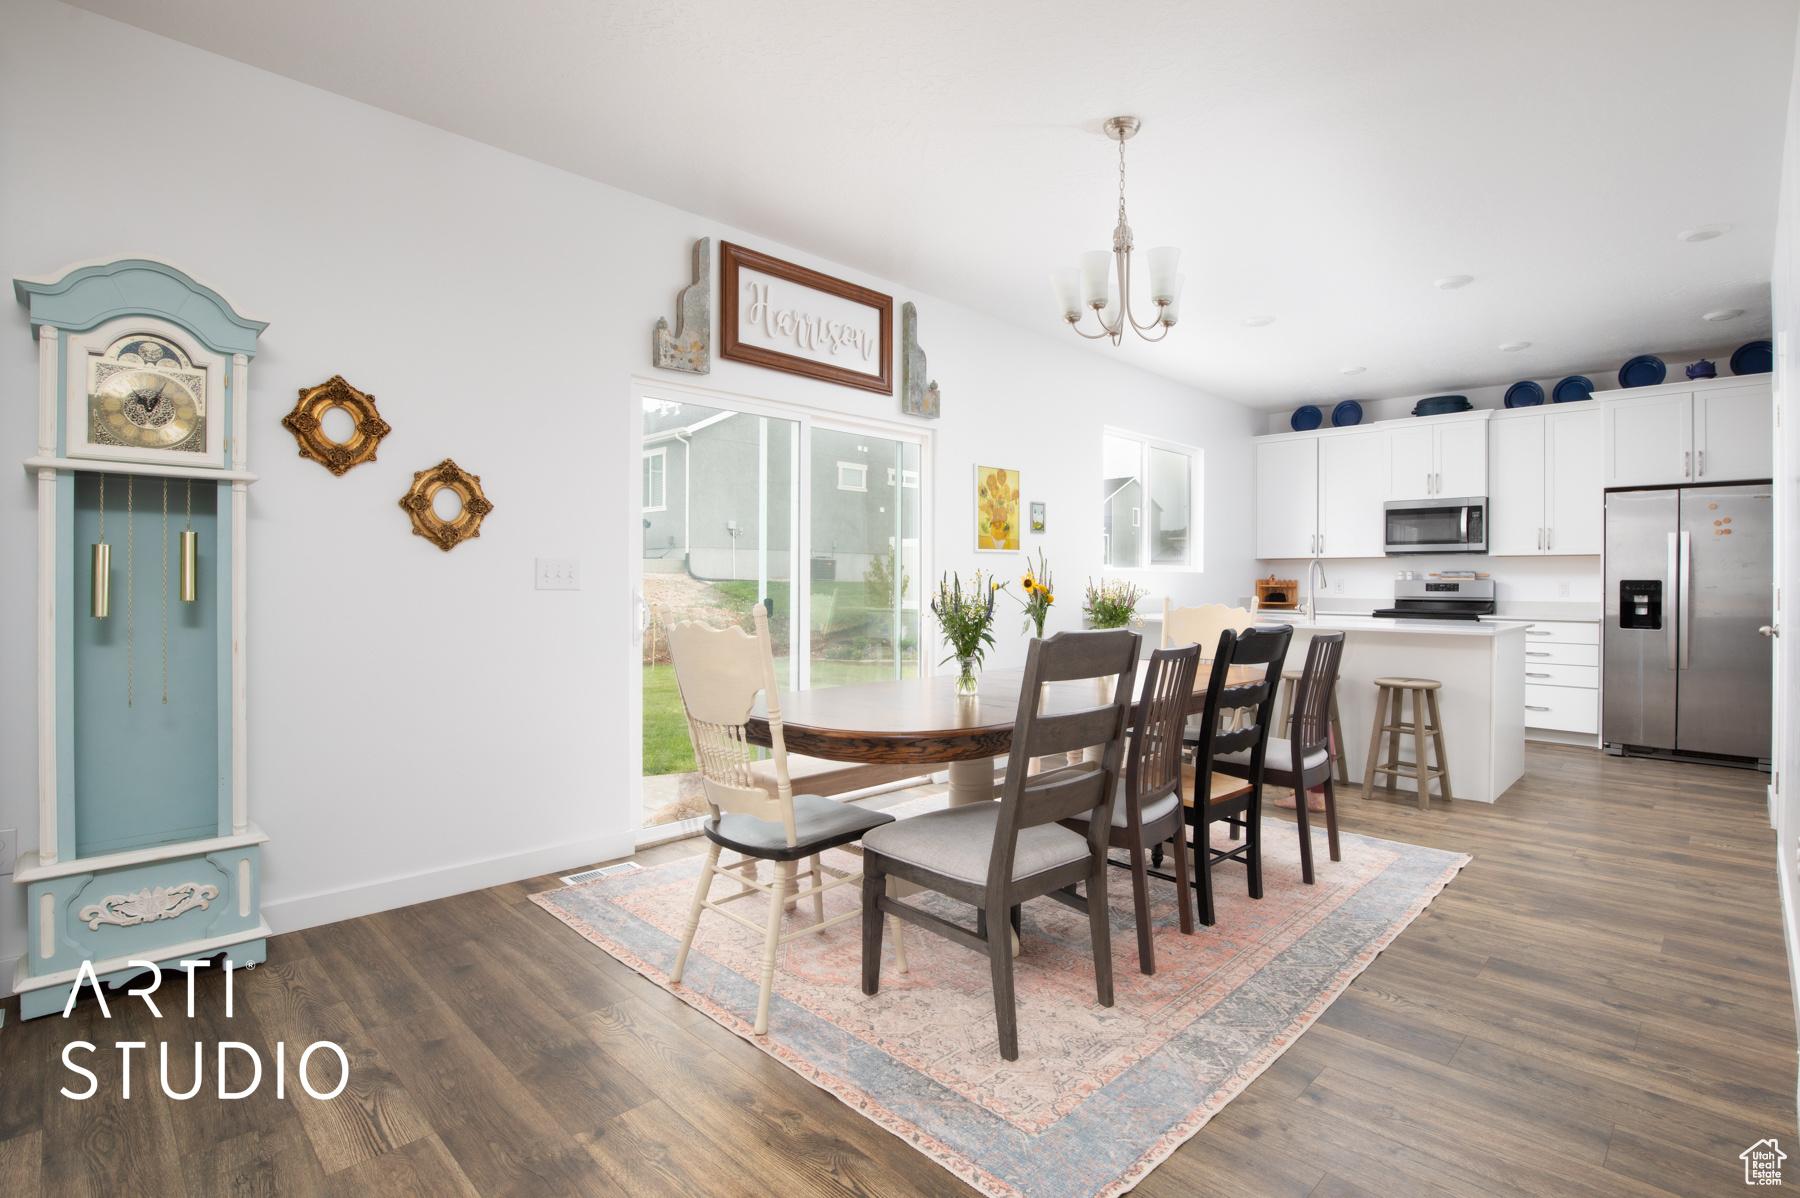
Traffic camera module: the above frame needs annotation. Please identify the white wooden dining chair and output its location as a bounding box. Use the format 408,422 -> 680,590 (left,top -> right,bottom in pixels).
662,605 -> 901,1034
1161,599 -> 1257,729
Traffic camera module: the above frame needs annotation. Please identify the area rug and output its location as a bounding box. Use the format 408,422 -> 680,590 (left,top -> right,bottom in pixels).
532,800 -> 1468,1198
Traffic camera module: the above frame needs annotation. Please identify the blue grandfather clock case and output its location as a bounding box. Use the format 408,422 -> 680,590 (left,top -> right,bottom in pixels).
13,258 -> 270,1018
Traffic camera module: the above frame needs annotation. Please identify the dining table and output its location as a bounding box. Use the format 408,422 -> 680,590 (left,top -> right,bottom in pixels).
745,661 -> 1256,807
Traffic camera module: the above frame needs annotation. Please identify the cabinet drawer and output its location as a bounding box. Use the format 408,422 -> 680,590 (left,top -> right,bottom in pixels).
1524,642 -> 1598,667
1522,663 -> 1597,688
1525,684 -> 1598,733
1519,621 -> 1599,645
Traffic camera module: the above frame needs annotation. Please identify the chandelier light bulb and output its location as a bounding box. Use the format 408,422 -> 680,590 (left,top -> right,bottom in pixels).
1079,251 -> 1114,310
1050,268 -> 1084,321
1147,247 -> 1181,304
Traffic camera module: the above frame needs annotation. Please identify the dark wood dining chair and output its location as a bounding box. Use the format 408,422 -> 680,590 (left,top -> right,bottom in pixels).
1216,632 -> 1345,884
1054,642 -> 1201,975
1181,625 -> 1293,926
859,629 -> 1142,1061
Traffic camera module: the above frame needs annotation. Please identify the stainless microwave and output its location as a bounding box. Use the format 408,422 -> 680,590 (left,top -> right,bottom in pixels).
1384,496 -> 1487,555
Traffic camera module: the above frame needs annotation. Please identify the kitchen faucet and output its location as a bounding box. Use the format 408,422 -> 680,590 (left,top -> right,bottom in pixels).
1305,555 -> 1328,626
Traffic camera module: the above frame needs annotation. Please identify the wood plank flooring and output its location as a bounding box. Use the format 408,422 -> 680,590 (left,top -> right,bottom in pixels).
1,744 -> 1793,1196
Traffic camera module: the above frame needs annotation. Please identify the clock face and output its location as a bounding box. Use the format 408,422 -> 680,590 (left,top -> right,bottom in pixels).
87,336 -> 208,455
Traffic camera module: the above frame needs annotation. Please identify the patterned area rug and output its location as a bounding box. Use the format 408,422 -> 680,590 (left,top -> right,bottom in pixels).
532,800 -> 1468,1198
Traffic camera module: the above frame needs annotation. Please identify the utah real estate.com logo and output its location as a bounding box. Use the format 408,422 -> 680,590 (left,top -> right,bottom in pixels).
1743,1139 -> 1786,1185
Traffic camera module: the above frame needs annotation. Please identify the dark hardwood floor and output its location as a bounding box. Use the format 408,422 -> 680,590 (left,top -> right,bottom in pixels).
1,743 -> 1793,1196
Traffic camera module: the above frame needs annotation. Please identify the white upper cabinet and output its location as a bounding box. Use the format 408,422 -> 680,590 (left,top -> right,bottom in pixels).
1601,379 -> 1772,487
1487,414 -> 1545,556
1317,429 -> 1389,558
1436,419 -> 1488,498
1696,383 -> 1773,482
1386,417 -> 1487,501
1544,407 -> 1602,554
1386,425 -> 1436,500
1602,392 -> 1692,486
1255,437 -> 1318,559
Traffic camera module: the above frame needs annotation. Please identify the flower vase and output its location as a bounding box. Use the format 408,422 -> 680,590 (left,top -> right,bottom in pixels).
955,655 -> 980,696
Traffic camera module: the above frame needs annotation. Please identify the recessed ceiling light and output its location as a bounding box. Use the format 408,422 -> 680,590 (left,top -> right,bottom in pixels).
1242,315 -> 1276,327
1677,223 -> 1732,243
1499,341 -> 1531,352
1703,308 -> 1745,321
1340,366 -> 1366,375
1435,275 -> 1474,290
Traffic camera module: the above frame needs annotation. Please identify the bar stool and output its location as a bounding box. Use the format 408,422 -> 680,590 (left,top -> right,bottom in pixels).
1364,677 -> 1452,810
1278,669 -> 1350,785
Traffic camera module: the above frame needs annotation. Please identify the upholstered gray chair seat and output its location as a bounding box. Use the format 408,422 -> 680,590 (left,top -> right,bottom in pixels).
1113,789 -> 1180,828
860,802 -> 1092,885
1218,736 -> 1328,773
707,793 -> 895,862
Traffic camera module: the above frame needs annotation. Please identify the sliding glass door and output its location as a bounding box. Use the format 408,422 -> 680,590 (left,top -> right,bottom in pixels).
639,393 -> 926,830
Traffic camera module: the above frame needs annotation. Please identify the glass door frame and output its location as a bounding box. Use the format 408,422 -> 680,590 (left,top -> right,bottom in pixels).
627,375 -> 935,835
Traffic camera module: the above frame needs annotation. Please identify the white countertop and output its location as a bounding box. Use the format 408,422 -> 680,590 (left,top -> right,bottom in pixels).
1251,613 -> 1527,638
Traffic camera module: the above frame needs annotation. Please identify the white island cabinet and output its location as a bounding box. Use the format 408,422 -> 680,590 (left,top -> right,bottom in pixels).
1256,615 -> 1526,803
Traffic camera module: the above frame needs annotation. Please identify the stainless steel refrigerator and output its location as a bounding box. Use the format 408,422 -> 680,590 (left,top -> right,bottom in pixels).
1602,484 -> 1773,762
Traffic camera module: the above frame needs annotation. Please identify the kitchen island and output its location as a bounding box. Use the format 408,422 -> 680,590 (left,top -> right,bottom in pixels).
1249,615 -> 1527,803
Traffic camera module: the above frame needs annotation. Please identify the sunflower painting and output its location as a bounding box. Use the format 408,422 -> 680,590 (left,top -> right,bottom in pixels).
975,465 -> 1021,551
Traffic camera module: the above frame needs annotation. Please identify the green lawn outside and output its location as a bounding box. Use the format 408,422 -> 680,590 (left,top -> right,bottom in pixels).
642,658 -> 918,777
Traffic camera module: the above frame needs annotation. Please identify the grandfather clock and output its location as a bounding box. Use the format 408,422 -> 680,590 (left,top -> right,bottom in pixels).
12,258 -> 269,1019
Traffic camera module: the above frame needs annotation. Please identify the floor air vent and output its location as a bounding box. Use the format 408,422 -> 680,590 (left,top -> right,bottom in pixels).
560,861 -> 643,886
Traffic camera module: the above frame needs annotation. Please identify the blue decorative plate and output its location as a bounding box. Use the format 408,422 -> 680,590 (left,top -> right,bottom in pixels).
1552,375 -> 1594,403
1331,400 -> 1363,427
1291,404 -> 1323,431
1504,380 -> 1545,408
1731,340 -> 1773,376
1618,356 -> 1666,388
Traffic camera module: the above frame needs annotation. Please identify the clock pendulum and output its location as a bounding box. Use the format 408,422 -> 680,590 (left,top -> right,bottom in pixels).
126,474 -> 134,707
90,473 -> 110,618
160,478 -> 169,705
180,480 -> 197,603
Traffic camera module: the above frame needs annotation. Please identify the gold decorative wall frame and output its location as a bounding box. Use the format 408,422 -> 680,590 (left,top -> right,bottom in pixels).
400,458 -> 493,551
281,375 -> 393,475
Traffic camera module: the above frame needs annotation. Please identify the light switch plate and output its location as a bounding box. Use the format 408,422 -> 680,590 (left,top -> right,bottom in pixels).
0,828 -> 14,877
1558,582 -> 1570,597
536,558 -> 580,590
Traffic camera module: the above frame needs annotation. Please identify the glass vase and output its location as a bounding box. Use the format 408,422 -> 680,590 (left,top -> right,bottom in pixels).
955,655 -> 980,696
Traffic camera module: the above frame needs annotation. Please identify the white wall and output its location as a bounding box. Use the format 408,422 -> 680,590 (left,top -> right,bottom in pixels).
0,1 -> 1259,985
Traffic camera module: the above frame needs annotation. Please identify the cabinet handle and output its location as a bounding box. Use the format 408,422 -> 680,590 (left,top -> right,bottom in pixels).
1698,449 -> 1705,477
1525,705 -> 1551,712
1527,672 -> 1552,678
1526,630 -> 1551,635
1526,651 -> 1553,657
1425,473 -> 1432,495
1684,450 -> 1691,477
1545,527 -> 1551,551
1537,528 -> 1543,550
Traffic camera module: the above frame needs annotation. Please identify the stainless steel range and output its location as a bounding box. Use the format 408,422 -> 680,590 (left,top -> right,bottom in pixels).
1371,578 -> 1497,621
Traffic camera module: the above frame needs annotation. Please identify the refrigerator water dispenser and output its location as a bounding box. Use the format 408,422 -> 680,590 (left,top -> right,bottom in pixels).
1618,580 -> 1662,630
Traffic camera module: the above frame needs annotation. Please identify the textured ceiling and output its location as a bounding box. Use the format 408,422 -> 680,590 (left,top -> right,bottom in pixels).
69,0 -> 1797,408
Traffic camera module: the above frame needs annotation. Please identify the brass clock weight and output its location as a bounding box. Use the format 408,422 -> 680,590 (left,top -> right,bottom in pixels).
89,472 -> 197,705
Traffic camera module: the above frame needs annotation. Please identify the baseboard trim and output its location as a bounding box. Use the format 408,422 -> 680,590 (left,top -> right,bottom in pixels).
261,830 -> 637,936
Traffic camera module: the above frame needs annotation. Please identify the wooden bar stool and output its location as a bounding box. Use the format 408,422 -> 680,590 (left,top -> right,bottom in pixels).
1278,669 -> 1350,785
1363,677 -> 1452,810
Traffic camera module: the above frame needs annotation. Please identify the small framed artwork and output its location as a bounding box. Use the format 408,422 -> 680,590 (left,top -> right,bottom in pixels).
1030,501 -> 1046,533
976,465 -> 1020,551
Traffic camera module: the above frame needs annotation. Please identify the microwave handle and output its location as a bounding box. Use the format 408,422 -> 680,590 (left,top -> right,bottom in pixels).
1460,505 -> 1467,543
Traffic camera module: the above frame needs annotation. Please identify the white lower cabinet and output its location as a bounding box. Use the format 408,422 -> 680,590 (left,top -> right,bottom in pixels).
1518,621 -> 1598,734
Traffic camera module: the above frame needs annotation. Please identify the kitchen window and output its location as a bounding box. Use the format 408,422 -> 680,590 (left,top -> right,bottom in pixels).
642,447 -> 666,511
1102,430 -> 1199,569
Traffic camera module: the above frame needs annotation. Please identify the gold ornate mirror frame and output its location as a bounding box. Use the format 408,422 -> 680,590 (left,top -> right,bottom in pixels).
400,458 -> 493,551
281,375 -> 393,475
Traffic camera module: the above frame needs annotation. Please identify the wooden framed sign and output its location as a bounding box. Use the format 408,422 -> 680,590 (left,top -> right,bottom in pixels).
720,242 -> 893,394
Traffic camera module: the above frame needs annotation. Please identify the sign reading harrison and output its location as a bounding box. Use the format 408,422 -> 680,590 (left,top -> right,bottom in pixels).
1742,1138 -> 1786,1185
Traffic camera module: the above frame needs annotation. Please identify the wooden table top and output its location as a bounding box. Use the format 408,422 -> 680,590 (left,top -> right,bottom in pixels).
746,664 -> 1256,765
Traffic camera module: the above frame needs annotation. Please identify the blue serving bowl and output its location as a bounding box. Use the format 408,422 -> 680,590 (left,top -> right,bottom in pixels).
1291,404 -> 1323,431
1731,340 -> 1773,376
1331,400 -> 1363,427
1504,380 -> 1545,408
1552,375 -> 1594,403
1413,395 -> 1472,417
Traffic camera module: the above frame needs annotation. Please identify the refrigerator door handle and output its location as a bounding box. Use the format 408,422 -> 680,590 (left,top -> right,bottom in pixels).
1678,530 -> 1691,671
1666,532 -> 1679,670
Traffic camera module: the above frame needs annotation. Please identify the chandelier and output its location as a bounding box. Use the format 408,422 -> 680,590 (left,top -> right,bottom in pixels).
1050,116 -> 1184,344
